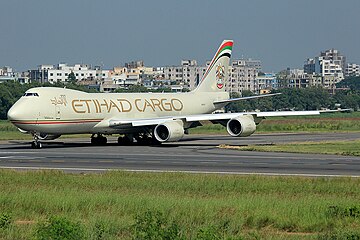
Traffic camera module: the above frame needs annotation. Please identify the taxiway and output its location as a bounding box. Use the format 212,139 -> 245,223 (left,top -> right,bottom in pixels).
0,132 -> 359,176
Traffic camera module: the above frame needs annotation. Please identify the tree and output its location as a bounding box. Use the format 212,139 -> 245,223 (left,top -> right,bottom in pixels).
67,72 -> 76,84
115,84 -> 149,93
336,76 -> 360,90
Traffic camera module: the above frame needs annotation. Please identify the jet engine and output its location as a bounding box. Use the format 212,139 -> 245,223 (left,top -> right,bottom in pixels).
226,115 -> 256,137
154,120 -> 184,142
37,133 -> 61,140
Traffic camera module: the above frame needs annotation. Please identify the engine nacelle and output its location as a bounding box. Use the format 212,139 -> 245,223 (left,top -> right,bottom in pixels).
154,120 -> 184,142
38,133 -> 61,140
226,115 -> 256,137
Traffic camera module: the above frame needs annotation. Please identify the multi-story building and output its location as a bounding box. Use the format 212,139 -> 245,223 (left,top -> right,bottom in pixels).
319,49 -> 346,73
163,58 -> 261,94
315,58 -> 344,81
345,63 -> 360,77
304,58 -> 316,74
0,66 -> 14,76
163,60 -> 206,90
304,49 -> 345,85
255,73 -> 278,93
28,63 -> 110,84
226,59 -> 260,94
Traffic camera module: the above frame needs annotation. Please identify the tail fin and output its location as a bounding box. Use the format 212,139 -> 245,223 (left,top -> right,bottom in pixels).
193,40 -> 233,93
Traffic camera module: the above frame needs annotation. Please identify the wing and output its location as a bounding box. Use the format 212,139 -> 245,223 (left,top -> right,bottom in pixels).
96,110 -> 336,129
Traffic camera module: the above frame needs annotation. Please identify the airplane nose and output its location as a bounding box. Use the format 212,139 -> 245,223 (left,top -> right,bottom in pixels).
7,105 -> 20,121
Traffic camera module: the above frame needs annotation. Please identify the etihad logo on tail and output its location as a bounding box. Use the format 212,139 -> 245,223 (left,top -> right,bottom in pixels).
216,64 -> 225,89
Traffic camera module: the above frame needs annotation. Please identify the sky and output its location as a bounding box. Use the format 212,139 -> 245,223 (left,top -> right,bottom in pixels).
1,0 -> 359,72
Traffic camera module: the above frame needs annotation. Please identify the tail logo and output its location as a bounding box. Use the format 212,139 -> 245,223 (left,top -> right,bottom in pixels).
216,64 -> 225,89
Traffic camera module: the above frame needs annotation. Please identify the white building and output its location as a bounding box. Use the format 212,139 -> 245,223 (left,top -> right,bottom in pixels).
29,63 -> 111,84
345,63 -> 360,77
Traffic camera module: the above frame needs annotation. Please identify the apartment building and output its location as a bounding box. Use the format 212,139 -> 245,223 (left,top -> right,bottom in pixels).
304,49 -> 345,86
28,63 -> 111,84
163,58 -> 261,94
345,63 -> 360,77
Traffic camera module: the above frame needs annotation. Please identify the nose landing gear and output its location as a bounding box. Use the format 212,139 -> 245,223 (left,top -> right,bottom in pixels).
31,134 -> 42,149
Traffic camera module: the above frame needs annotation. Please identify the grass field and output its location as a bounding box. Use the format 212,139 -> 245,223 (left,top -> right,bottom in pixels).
221,140 -> 360,157
0,170 -> 360,239
190,112 -> 360,135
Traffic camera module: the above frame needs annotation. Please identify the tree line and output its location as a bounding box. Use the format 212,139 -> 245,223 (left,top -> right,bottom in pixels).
1,77 -> 360,119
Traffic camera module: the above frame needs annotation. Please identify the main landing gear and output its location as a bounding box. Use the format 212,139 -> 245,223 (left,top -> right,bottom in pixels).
117,133 -> 160,146
31,134 -> 42,149
91,134 -> 107,145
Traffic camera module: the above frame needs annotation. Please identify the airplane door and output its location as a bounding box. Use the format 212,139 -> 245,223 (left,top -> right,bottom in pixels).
55,106 -> 61,119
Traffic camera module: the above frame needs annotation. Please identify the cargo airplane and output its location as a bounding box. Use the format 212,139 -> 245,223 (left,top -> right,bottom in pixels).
8,40 -> 330,148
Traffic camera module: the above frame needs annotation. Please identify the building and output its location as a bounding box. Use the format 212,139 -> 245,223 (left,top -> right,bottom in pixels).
304,58 -> 316,74
226,59 -> 260,94
163,60 -> 206,90
304,49 -> 345,86
345,63 -> 360,77
255,73 -> 278,93
319,49 -> 346,73
28,63 -> 110,84
163,58 -> 261,94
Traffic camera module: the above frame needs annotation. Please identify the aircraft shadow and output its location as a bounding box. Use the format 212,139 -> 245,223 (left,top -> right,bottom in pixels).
2,140 -> 223,150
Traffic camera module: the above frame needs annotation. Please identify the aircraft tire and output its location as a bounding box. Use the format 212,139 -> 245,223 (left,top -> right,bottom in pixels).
31,141 -> 42,149
118,136 -> 133,146
91,135 -> 107,145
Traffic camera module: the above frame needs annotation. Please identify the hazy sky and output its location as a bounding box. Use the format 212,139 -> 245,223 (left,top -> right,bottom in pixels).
1,0 -> 359,72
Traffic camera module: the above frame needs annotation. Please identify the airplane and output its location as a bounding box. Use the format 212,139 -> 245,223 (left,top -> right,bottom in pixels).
7,40 -> 334,148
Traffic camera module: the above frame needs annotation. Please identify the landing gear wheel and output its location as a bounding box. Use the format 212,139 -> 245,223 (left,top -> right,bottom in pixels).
31,133 -> 42,149
136,135 -> 151,146
117,135 -> 134,145
150,136 -> 161,146
31,141 -> 42,149
91,134 -> 107,145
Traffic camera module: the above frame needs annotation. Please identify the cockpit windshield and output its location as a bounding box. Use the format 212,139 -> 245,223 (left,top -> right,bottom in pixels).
23,92 -> 39,97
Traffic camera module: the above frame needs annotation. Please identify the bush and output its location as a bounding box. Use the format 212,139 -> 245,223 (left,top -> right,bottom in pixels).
34,216 -> 85,240
195,225 -> 221,240
318,230 -> 360,240
326,205 -> 360,218
0,213 -> 11,229
132,210 -> 182,240
92,221 -> 111,240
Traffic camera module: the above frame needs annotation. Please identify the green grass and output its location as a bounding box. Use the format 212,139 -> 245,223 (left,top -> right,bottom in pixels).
221,140 -> 360,156
190,112 -> 360,134
0,170 -> 360,239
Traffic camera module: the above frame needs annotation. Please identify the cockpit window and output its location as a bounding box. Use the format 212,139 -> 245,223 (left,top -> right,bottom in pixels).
23,92 -> 39,97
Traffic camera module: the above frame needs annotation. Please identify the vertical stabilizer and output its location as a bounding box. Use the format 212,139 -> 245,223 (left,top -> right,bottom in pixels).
193,40 -> 233,93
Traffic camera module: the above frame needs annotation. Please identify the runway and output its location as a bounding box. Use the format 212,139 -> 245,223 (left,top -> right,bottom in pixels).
1,132 -> 360,176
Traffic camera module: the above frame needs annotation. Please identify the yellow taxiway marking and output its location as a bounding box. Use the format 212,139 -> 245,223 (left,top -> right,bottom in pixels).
98,160 -> 114,163
28,160 -> 41,162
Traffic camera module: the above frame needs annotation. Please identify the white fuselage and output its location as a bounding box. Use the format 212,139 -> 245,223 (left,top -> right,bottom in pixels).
7,87 -> 229,135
